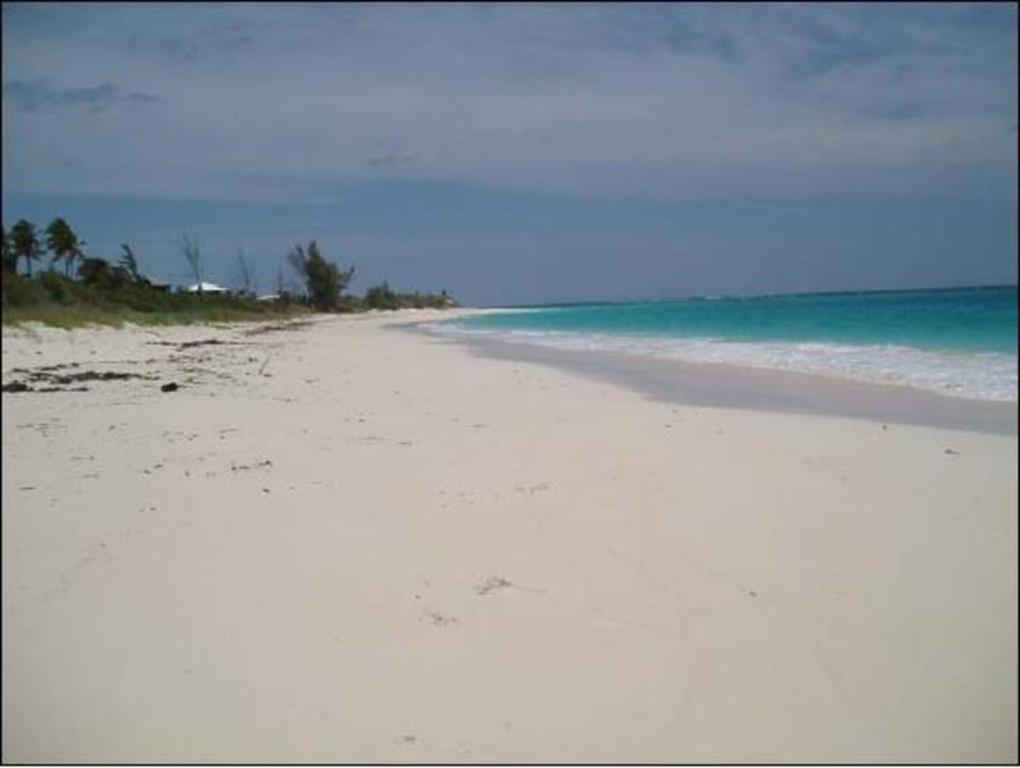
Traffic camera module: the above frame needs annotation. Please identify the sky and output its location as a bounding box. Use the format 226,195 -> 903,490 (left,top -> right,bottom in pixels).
2,2 -> 1017,306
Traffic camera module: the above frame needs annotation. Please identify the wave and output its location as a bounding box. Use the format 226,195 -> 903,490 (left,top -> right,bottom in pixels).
427,324 -> 1018,403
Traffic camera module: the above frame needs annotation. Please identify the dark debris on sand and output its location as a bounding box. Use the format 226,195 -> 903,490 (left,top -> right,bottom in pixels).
3,366 -> 157,393
243,320 -> 314,336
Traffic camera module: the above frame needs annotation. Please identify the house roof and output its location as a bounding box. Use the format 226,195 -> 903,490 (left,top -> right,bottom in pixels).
184,281 -> 228,293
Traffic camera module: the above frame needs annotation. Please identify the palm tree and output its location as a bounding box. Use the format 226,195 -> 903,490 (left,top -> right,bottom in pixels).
119,243 -> 142,283
45,218 -> 85,277
9,219 -> 41,277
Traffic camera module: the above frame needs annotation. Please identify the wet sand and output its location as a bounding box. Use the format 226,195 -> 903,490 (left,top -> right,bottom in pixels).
424,329 -> 1017,435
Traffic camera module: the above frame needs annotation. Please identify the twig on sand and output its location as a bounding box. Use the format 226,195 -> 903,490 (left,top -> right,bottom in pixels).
258,356 -> 271,376
475,575 -> 547,596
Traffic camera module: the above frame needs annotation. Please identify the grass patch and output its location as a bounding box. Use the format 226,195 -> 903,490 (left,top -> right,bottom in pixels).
3,302 -> 311,329
2,271 -> 310,329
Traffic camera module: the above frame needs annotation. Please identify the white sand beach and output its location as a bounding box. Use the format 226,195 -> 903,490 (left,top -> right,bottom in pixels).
2,311 -> 1017,763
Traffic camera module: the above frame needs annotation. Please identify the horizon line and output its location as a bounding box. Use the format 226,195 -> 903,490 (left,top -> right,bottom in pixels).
492,283 -> 1018,310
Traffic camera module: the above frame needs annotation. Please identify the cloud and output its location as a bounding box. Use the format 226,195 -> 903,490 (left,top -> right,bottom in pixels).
126,22 -> 256,63
1,4 -> 1015,204
367,153 -> 421,168
2,79 -> 161,113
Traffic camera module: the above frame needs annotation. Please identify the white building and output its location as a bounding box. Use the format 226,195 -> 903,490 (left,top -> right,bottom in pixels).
183,281 -> 229,294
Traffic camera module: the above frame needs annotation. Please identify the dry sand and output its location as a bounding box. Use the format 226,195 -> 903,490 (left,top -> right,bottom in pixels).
2,311 -> 1017,763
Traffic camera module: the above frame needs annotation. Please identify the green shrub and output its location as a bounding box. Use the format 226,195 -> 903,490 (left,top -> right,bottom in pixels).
77,257 -> 132,291
365,281 -> 399,310
361,284 -> 455,311
2,270 -> 47,307
37,270 -> 75,304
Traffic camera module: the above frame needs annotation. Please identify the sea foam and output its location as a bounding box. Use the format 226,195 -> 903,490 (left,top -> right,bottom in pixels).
428,325 -> 1018,403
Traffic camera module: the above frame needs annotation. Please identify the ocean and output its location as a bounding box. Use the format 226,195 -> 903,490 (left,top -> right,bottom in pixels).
430,286 -> 1018,403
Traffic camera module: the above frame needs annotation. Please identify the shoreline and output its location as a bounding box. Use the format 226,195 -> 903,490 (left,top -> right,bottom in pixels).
404,317 -> 1018,435
3,311 -> 1017,762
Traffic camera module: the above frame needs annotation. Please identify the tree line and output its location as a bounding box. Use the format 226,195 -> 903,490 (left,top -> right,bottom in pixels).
2,216 -> 455,316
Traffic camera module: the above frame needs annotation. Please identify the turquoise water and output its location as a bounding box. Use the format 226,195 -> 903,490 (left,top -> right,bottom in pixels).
432,286 -> 1018,402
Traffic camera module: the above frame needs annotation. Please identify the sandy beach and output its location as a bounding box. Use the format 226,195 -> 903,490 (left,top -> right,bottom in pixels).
2,310 -> 1017,763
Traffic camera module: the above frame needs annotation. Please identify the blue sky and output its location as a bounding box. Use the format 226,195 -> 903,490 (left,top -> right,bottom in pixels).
2,2 -> 1016,305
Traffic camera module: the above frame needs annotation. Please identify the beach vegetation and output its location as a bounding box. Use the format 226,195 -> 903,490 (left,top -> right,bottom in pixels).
8,219 -> 42,277
37,268 -> 75,304
181,234 -> 202,288
236,249 -> 255,297
365,281 -> 399,310
2,215 -> 456,326
119,243 -> 144,284
77,256 -> 131,290
2,268 -> 310,328
361,284 -> 455,310
287,241 -> 355,311
2,218 -> 307,327
1,226 -> 15,272
45,218 -> 85,278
